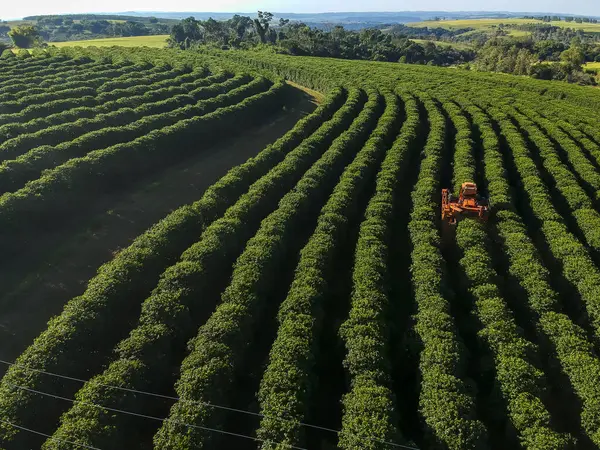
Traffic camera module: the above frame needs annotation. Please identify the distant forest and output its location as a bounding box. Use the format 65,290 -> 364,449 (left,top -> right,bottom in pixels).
167,13 -> 600,85
0,14 -> 176,43
1,11 -> 599,85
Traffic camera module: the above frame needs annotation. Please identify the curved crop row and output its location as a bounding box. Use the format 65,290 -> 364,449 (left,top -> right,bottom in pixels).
0,87 -> 97,115
0,61 -> 134,99
93,68 -> 204,102
409,94 -> 488,450
38,61 -> 136,87
0,64 -> 183,106
95,66 -> 186,93
533,99 -> 600,146
0,56 -> 91,82
0,96 -> 96,127
153,89 -> 383,450
516,98 -> 600,172
0,60 -> 132,97
335,93 -> 419,450
489,106 -> 600,358
0,64 -> 179,123
0,69 -> 217,143
0,64 -> 162,125
0,55 -> 71,78
516,104 -> 600,197
0,79 -> 287,257
0,65 -> 178,115
0,58 -> 105,89
43,87 -> 360,450
463,101 -> 600,447
0,82 -> 343,449
445,100 -> 573,449
507,108 -> 600,254
96,71 -> 228,113
0,71 -> 212,154
255,90 -> 403,450
0,74 -> 251,189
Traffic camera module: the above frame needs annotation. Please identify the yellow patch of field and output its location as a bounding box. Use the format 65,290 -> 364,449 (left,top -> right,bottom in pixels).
51,35 -> 168,48
586,62 -> 600,70
408,18 -> 600,33
508,30 -> 530,37
410,39 -> 473,50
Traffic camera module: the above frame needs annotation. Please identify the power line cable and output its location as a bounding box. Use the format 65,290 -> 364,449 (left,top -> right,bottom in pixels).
0,358 -> 419,450
0,419 -> 102,450
3,381 -> 307,450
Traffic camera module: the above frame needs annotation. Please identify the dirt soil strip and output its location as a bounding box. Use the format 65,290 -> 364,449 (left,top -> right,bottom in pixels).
0,85 -> 319,372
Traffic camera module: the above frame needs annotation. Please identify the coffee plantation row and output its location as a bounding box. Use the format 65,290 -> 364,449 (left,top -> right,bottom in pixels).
1,45 -> 600,450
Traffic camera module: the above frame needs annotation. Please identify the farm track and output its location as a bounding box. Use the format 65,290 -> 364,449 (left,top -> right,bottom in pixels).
2,49 -> 600,450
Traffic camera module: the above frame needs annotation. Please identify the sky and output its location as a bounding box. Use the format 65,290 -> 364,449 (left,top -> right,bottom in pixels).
1,0 -> 598,20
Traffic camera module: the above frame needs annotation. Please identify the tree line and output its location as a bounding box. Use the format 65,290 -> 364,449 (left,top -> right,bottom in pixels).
169,13 -> 474,66
0,15 -> 171,47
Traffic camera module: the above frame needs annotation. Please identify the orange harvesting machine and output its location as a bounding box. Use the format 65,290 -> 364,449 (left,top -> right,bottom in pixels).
441,182 -> 489,225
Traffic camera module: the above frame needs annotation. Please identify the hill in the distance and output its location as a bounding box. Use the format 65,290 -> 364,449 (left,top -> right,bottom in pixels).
111,10 -> 600,25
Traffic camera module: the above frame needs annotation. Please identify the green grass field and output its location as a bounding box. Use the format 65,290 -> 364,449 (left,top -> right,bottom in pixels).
51,35 -> 169,48
408,18 -> 600,33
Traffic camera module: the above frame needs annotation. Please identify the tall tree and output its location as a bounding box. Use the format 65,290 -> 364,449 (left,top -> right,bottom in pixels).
8,25 -> 40,48
253,11 -> 273,44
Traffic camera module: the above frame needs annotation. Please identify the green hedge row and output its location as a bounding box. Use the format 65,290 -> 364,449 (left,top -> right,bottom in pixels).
0,63 -> 178,103
0,57 -> 106,89
0,87 -> 97,115
96,71 -> 227,113
254,90 -> 401,450
0,60 -> 119,96
507,108 -> 600,253
43,87 -> 355,450
493,106 -> 600,324
0,96 -> 97,127
37,61 -> 134,87
0,56 -> 91,81
516,98 -> 600,175
409,94 -> 489,450
445,100 -> 574,448
94,68 -> 203,102
153,89 -> 382,450
336,93 -> 419,450
0,64 -> 125,102
0,70 -> 211,147
0,66 -> 173,126
0,79 -> 295,448
0,54 -> 69,76
0,69 -> 217,143
95,65 -> 186,93
529,98 -> 600,146
464,101 -> 600,448
0,74 -> 251,190
456,219 -> 574,449
216,46 -> 600,110
0,79 -> 286,256
515,105 -> 600,198
490,106 -> 600,380
0,64 -> 175,114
